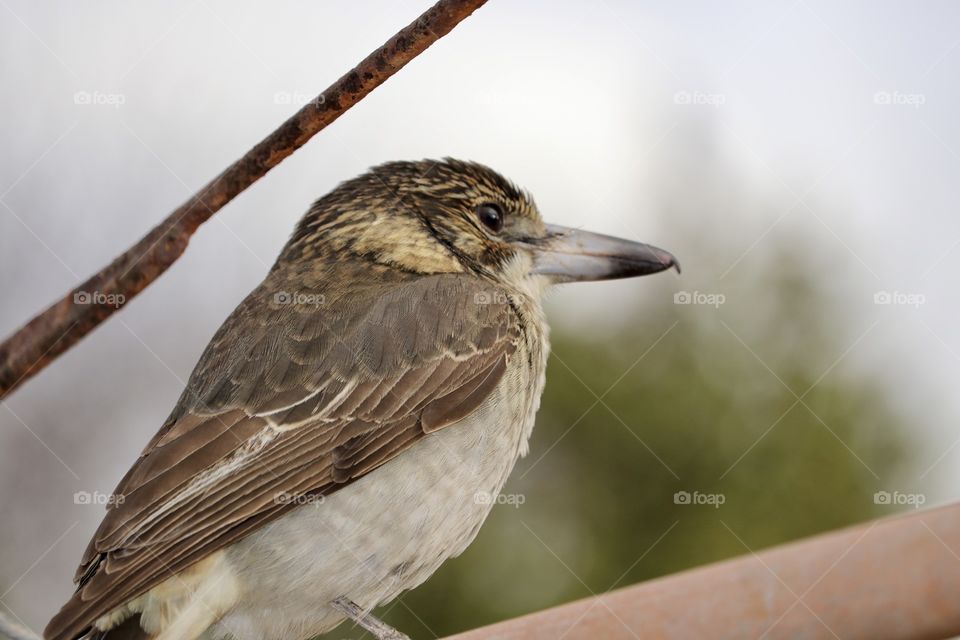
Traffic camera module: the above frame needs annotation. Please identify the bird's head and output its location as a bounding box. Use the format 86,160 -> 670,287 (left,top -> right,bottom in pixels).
281,158 -> 678,293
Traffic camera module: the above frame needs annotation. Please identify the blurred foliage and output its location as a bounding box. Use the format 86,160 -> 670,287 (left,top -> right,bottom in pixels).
321,239 -> 917,639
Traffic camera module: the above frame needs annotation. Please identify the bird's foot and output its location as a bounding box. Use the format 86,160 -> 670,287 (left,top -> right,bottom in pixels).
331,596 -> 411,640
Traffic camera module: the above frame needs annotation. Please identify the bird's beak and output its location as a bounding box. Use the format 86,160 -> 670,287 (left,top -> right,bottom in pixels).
529,224 -> 680,283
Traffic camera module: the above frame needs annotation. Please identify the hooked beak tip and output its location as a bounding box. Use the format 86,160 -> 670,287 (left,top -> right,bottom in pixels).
653,247 -> 681,275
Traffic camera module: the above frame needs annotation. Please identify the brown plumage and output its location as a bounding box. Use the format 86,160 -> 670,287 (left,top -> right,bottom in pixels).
46,159 -> 677,640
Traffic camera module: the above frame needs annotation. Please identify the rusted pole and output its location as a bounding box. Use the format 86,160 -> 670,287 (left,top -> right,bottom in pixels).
0,0 -> 488,399
446,503 -> 960,640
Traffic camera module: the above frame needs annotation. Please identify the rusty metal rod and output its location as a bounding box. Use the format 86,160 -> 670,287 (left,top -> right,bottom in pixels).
446,503 -> 960,640
0,0 -> 488,399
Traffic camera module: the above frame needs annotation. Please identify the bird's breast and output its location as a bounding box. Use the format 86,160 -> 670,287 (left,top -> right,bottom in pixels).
215,324 -> 549,640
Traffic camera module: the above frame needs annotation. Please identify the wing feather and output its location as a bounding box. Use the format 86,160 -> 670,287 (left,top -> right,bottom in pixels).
46,274 -> 522,640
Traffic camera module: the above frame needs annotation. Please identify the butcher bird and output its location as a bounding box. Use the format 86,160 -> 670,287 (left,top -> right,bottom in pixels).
46,159 -> 678,640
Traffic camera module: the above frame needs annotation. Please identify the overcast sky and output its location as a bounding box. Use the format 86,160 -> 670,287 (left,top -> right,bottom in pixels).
2,0 -> 959,632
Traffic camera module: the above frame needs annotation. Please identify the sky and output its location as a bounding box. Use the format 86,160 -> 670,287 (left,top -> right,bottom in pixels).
1,0 -> 959,633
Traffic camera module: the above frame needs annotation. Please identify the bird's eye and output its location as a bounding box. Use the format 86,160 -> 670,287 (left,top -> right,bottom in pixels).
477,203 -> 504,234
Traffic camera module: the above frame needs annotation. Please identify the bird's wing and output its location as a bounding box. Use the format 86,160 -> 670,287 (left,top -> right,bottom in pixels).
46,274 -> 522,640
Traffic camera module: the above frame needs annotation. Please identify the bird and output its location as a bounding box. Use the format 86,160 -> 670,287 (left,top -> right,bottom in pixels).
45,158 -> 678,640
